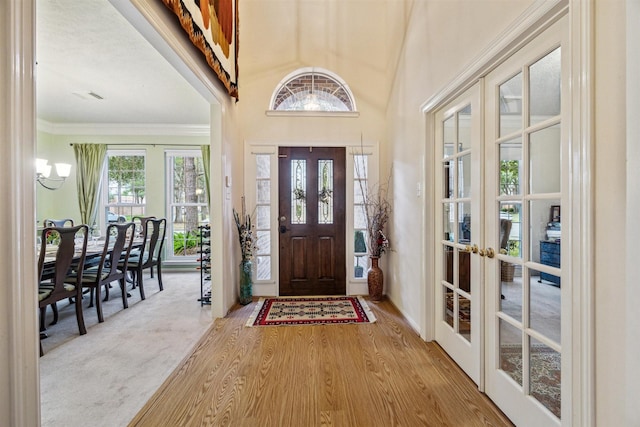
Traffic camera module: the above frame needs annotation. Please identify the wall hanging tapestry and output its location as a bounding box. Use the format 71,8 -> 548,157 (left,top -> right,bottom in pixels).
161,0 -> 239,99
246,296 -> 377,327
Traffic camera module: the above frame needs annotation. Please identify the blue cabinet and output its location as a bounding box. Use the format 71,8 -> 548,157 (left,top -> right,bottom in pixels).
539,240 -> 561,286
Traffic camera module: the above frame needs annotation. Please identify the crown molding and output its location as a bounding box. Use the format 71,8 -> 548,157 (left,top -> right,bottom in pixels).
37,119 -> 210,136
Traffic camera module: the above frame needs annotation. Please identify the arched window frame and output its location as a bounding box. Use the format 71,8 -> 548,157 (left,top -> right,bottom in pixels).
267,67 -> 359,117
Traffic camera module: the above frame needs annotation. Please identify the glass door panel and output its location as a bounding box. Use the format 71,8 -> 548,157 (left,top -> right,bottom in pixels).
485,18 -> 566,426
435,84 -> 481,385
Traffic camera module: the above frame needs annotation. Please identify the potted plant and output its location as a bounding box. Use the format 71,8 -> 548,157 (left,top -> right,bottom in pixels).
233,197 -> 257,305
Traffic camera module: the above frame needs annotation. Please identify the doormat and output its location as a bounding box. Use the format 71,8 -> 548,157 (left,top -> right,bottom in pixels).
245,296 -> 377,327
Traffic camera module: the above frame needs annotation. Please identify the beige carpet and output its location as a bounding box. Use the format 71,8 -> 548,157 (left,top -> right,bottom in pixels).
39,270 -> 213,427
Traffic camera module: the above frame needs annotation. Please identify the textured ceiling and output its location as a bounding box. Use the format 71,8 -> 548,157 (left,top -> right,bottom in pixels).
36,0 -> 210,126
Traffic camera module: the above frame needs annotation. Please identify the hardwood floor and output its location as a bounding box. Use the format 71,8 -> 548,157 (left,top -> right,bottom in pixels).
129,298 -> 513,427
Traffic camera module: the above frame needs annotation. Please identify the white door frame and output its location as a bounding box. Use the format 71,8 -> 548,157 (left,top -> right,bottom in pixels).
421,1 -> 594,425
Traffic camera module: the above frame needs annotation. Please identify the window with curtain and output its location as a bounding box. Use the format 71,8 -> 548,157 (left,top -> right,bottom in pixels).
103,150 -> 146,228
166,151 -> 209,261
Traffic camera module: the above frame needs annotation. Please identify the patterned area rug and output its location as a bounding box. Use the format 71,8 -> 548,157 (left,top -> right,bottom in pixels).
246,296 -> 377,327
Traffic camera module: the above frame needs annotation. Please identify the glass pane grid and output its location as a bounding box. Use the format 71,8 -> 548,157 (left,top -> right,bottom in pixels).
353,155 -> 369,277
164,154 -> 208,259
255,154 -> 271,280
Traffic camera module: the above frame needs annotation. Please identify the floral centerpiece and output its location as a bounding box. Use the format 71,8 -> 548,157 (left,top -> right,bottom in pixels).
233,197 -> 257,305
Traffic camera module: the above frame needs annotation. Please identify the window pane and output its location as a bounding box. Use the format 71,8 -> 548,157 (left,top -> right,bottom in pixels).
443,160 -> 454,199
529,199 -> 561,264
500,202 -> 521,259
529,338 -> 561,418
256,230 -> 270,256
529,269 -> 561,344
256,256 -> 271,280
256,205 -> 270,229
106,153 -> 145,228
529,124 -> 561,194
256,154 -> 270,179
499,72 -> 523,137
458,104 -> 472,151
354,205 -> 367,229
443,202 -> 454,242
443,116 -> 455,158
499,319 -> 522,384
458,154 -> 471,198
354,181 -> 366,204
529,47 -> 561,126
353,154 -> 367,179
458,202 -> 471,243
256,180 -> 270,204
499,138 -> 522,196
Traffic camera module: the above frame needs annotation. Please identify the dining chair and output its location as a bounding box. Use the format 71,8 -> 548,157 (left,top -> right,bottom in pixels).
73,222 -> 136,321
37,224 -> 89,355
43,218 -> 74,227
122,217 -> 166,300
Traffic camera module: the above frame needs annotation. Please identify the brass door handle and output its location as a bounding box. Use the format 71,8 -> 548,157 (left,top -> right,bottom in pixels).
471,244 -> 479,254
486,247 -> 495,258
478,248 -> 486,257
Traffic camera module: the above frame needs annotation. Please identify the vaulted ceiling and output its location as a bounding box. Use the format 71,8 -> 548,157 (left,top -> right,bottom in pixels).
36,0 -> 410,126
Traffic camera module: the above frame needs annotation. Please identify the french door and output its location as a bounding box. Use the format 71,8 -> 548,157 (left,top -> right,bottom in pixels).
435,84 -> 482,385
484,16 -> 567,426
435,16 -> 568,426
278,147 -> 346,295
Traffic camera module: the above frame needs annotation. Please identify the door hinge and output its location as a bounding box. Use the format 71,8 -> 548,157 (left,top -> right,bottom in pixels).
278,154 -> 287,158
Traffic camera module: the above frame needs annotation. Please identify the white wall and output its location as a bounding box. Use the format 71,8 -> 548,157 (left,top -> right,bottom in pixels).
626,2 -> 640,424
594,1 -> 627,424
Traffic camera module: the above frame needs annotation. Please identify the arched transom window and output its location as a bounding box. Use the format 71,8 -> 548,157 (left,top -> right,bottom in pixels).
270,68 -> 357,112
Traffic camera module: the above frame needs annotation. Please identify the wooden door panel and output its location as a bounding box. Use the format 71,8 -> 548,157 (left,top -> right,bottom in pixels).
317,236 -> 335,278
279,147 -> 346,296
290,237 -> 308,279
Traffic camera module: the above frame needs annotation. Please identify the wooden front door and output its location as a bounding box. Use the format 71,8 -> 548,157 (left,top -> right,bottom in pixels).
278,147 -> 346,296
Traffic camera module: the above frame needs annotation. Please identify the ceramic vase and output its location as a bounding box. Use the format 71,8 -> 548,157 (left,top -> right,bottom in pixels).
367,256 -> 384,302
239,259 -> 253,305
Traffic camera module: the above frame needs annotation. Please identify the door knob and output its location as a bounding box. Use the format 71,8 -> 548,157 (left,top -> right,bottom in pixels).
471,244 -> 479,254
279,216 -> 286,222
279,225 -> 287,234
478,248 -> 486,257
486,247 -> 495,258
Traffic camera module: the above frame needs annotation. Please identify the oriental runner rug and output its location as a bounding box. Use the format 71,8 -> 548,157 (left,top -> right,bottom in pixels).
246,296 -> 377,327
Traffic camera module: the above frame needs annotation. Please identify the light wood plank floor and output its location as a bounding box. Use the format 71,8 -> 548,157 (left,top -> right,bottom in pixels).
129,298 -> 513,427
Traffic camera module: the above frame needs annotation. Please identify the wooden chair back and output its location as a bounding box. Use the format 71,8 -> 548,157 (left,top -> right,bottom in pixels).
97,222 -> 136,283
37,224 -> 89,336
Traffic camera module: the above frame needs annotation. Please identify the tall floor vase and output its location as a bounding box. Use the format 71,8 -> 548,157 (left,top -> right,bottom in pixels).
367,256 -> 384,302
239,259 -> 253,305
